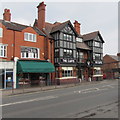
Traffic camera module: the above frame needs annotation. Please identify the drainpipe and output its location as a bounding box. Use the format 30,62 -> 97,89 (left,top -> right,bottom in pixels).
13,57 -> 19,89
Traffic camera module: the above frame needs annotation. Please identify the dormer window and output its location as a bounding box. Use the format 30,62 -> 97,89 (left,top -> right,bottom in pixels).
76,37 -> 83,42
24,32 -> 36,42
0,28 -> 3,37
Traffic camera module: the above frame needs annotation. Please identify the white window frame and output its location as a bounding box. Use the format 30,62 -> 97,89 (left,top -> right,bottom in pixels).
24,32 -> 36,42
62,67 -> 73,77
94,41 -> 100,47
76,37 -> 83,42
0,28 -> 3,37
21,47 -> 40,59
0,44 -> 7,57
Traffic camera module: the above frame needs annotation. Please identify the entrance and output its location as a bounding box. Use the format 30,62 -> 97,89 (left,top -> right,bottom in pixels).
4,70 -> 13,89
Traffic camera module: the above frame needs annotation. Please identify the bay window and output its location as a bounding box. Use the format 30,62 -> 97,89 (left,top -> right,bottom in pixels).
21,47 -> 39,59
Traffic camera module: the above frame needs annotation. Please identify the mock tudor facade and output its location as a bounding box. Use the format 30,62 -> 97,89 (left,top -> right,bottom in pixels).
0,2 -> 105,89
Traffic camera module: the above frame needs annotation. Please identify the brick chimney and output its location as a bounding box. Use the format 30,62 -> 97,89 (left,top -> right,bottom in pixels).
117,53 -> 120,61
74,20 -> 81,35
37,2 -> 46,31
3,9 -> 11,21
117,53 -> 120,57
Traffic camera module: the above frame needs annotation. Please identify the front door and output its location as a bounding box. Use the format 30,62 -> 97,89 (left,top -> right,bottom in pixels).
4,71 -> 13,89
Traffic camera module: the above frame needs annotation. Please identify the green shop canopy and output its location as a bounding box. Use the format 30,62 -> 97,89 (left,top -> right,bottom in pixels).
17,60 -> 55,74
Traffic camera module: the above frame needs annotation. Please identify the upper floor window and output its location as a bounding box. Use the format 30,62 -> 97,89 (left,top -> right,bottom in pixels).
55,49 -> 59,57
21,47 -> 39,59
94,41 -> 100,47
63,34 -> 72,41
0,28 -> 3,37
0,44 -> 7,57
24,32 -> 36,42
79,52 -> 84,59
93,53 -> 101,60
63,49 -> 73,58
76,37 -> 83,42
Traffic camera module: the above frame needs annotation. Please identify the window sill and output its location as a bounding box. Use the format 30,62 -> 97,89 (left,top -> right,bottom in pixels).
24,40 -> 37,43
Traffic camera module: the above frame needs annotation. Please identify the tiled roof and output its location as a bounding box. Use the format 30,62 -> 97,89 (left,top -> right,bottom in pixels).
0,19 -> 46,36
44,22 -> 58,38
82,31 -> 104,43
0,19 -> 28,31
109,55 -> 119,61
76,42 -> 91,50
51,20 -> 69,33
44,20 -> 78,39
82,31 -> 99,41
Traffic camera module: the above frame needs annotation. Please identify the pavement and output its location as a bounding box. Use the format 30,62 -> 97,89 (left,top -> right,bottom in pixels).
2,79 -> 119,118
1,80 -> 104,96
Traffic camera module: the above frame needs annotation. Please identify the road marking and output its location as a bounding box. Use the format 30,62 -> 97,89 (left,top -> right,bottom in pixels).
1,95 -> 58,107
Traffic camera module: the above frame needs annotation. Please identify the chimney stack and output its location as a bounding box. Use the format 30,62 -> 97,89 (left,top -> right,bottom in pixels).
37,2 -> 46,31
117,53 -> 120,61
74,20 -> 81,35
3,9 -> 11,21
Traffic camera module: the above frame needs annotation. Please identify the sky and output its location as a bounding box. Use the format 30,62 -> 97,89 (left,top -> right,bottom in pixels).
0,1 -> 118,56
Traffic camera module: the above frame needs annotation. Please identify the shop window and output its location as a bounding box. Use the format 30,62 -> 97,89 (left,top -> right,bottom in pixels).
0,44 -> 7,57
94,69 -> 101,75
21,47 -> 39,59
62,67 -> 73,77
24,32 -> 36,42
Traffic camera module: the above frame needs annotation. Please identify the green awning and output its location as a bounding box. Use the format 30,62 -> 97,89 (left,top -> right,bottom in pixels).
17,60 -> 55,74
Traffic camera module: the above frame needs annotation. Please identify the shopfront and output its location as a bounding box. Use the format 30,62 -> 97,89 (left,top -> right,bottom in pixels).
0,61 -> 14,89
93,67 -> 103,81
17,60 -> 55,88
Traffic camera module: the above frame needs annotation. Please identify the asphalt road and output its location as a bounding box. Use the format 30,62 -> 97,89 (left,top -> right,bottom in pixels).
2,79 -> 119,118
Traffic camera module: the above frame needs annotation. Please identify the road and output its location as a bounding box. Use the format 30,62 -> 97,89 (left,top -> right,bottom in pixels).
2,79 -> 119,118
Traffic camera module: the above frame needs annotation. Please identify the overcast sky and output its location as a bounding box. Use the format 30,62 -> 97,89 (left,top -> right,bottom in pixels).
0,1 -> 118,56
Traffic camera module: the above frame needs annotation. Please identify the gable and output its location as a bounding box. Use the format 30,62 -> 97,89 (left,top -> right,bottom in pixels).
94,33 -> 104,43
61,24 -> 75,35
22,27 -> 37,34
103,55 -> 118,63
22,26 -> 45,36
51,20 -> 78,37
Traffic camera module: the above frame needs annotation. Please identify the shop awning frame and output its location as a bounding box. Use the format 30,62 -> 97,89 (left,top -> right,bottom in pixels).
17,60 -> 55,74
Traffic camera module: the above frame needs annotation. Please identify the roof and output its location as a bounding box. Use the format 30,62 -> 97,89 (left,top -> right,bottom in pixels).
51,20 -> 69,33
109,55 -> 119,61
76,42 -> 91,50
0,19 -> 46,36
44,22 -> 58,38
51,20 -> 78,36
82,31 -> 104,43
43,20 -> 78,39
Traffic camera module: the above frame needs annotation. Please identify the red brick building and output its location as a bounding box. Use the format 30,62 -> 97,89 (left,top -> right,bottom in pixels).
103,53 -> 120,79
0,2 -> 105,89
0,7 -> 55,89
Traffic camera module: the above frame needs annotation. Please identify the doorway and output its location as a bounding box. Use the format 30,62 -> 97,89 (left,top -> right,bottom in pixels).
4,70 -> 13,89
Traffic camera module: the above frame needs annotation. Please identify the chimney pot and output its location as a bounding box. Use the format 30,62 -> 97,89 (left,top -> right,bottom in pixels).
3,8 -> 11,21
